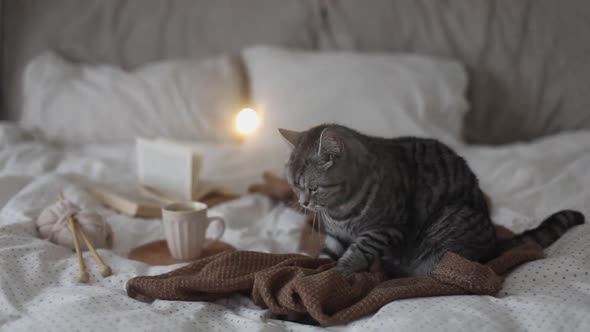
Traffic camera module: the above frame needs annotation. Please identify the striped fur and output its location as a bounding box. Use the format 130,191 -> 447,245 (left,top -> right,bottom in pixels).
499,210 -> 585,251
280,124 -> 585,277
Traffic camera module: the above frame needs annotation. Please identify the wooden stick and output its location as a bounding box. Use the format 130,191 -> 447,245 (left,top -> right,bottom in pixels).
67,215 -> 90,283
75,221 -> 112,277
59,191 -> 89,283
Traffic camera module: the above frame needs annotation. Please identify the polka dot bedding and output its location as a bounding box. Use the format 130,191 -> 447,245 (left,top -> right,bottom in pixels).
1,130 -> 590,331
0,176 -> 312,332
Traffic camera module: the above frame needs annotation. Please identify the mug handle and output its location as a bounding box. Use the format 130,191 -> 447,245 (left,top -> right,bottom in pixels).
204,216 -> 226,247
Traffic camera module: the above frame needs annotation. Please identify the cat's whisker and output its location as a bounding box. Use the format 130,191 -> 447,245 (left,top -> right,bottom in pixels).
319,212 -> 325,256
311,212 -> 317,256
288,201 -> 305,214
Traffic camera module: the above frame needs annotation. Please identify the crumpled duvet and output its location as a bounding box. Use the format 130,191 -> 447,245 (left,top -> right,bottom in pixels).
1,124 -> 590,331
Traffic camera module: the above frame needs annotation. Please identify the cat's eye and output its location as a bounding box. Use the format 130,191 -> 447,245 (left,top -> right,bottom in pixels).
310,187 -> 318,193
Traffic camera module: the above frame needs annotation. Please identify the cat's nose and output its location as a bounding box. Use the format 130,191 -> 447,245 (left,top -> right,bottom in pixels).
299,198 -> 310,207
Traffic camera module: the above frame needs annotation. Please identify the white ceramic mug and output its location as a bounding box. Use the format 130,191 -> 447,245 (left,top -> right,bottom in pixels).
162,202 -> 226,260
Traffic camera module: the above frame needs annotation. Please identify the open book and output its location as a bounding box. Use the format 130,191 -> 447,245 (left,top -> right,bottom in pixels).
89,138 -> 235,218
89,183 -> 237,218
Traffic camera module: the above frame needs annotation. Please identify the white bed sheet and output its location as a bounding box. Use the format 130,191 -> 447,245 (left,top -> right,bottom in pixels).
1,123 -> 590,331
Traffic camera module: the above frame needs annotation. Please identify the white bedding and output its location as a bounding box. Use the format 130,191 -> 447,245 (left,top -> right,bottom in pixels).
1,124 -> 590,331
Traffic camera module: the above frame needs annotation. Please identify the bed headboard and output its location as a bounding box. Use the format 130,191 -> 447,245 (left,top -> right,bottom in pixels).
0,0 -> 323,120
2,0 -> 590,144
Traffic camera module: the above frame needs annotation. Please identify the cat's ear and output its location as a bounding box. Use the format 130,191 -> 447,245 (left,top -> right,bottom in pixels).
318,127 -> 342,155
278,128 -> 302,149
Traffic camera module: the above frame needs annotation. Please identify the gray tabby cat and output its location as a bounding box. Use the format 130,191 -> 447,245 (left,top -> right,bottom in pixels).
279,124 -> 585,277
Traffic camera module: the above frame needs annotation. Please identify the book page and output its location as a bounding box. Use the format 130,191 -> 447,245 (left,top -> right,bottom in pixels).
136,138 -> 195,200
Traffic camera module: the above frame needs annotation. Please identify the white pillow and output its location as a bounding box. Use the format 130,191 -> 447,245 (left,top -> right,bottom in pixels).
242,46 -> 469,149
21,52 -> 245,144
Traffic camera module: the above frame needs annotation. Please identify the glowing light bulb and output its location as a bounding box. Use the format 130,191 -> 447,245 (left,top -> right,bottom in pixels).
235,108 -> 260,135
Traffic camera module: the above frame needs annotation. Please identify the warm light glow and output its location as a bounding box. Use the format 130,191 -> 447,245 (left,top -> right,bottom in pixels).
235,108 -> 260,135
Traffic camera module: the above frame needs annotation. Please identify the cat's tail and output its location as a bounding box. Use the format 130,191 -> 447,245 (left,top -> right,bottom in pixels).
499,210 -> 585,251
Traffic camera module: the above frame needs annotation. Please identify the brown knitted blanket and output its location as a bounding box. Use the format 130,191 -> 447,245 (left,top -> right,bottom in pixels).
127,234 -> 544,326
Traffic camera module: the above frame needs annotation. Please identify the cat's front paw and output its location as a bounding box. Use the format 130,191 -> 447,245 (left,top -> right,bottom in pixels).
332,264 -> 355,276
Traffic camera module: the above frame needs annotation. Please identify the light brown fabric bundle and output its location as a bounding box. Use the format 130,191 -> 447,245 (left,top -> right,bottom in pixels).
127,233 -> 544,326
